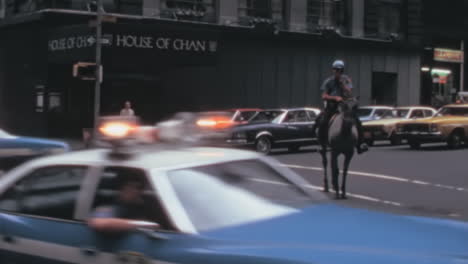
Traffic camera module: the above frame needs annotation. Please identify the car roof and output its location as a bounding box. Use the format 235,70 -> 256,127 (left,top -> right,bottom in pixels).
25,146 -> 261,171
231,108 -> 262,112
444,103 -> 468,107
286,107 -> 321,111
396,106 -> 436,111
359,106 -> 394,109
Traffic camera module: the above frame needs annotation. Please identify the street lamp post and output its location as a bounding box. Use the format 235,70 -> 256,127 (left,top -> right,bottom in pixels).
94,0 -> 103,133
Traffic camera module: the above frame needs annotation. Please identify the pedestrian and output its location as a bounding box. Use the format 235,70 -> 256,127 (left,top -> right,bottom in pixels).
120,101 -> 135,116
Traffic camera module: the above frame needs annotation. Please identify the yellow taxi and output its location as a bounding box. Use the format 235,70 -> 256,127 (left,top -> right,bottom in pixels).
363,106 -> 437,145
396,103 -> 468,149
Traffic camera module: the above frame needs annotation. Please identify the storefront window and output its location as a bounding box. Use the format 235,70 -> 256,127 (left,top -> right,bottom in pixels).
161,0 -> 216,23
307,0 -> 349,34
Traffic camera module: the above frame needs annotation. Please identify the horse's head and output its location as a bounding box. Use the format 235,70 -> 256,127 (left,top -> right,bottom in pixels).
338,98 -> 358,117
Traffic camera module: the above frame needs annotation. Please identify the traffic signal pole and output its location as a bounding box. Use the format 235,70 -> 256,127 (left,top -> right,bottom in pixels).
94,0 -> 103,133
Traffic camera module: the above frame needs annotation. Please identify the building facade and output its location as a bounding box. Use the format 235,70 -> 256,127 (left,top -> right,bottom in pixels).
419,0 -> 468,107
0,0 -> 423,137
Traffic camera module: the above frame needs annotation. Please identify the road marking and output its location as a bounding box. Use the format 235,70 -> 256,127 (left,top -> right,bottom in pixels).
249,178 -> 403,207
281,164 -> 468,193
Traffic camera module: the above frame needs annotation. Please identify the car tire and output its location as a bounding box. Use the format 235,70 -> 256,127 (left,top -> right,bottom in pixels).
288,145 -> 300,153
447,131 -> 463,149
390,133 -> 402,145
408,139 -> 420,149
255,136 -> 273,155
365,139 -> 374,147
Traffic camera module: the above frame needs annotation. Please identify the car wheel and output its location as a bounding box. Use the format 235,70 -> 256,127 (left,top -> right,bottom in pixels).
447,131 -> 463,149
256,136 -> 272,154
408,139 -> 420,149
288,145 -> 300,153
365,139 -> 374,146
390,133 -> 402,145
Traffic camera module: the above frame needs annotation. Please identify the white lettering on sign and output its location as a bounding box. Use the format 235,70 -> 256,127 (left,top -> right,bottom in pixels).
172,39 -> 206,52
48,34 -> 217,53
155,38 -> 170,50
48,35 -> 95,51
116,35 -> 153,48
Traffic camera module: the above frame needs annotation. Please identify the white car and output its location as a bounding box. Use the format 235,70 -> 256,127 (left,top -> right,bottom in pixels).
358,106 -> 394,122
363,106 -> 437,145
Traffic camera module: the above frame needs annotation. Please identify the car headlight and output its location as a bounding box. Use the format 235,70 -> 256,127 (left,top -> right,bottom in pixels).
430,124 -> 439,132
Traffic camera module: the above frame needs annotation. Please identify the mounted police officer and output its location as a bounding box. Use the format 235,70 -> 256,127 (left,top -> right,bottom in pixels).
313,60 -> 368,154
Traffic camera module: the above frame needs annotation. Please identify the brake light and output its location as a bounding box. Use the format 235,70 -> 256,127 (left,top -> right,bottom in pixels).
196,117 -> 233,129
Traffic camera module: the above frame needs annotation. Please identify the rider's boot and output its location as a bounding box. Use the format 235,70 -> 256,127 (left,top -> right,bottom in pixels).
356,121 -> 369,154
355,116 -> 369,154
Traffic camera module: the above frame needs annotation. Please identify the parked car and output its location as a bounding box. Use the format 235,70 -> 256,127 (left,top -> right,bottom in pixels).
0,118 -> 467,264
247,109 -> 287,123
227,107 -> 321,154
396,103 -> 468,149
358,106 -> 394,122
226,108 -> 262,124
0,128 -> 70,170
363,106 -> 437,145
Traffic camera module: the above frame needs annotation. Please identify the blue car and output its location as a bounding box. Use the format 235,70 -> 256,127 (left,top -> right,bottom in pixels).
0,128 -> 69,170
0,145 -> 466,264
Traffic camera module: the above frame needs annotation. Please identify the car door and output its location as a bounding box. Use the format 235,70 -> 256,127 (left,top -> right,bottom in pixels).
290,110 -> 315,142
0,165 -> 106,264
275,111 -> 303,142
81,166 -> 182,264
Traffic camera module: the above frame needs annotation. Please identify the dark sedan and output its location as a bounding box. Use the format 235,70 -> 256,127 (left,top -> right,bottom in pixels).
227,108 -> 321,154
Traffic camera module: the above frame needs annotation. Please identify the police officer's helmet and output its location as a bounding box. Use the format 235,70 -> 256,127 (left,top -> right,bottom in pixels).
332,60 -> 345,69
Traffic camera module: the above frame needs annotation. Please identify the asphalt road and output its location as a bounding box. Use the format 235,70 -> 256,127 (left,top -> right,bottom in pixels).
270,142 -> 468,222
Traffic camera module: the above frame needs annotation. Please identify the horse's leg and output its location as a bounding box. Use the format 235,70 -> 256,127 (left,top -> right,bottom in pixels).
341,151 -> 353,199
320,146 -> 329,192
331,151 -> 340,199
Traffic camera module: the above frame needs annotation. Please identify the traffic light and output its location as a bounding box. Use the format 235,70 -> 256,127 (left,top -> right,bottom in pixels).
73,62 -> 100,81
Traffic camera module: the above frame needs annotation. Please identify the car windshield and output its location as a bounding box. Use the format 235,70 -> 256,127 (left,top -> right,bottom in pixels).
167,159 -> 322,232
358,108 -> 373,117
272,112 -> 287,124
233,111 -> 258,122
436,107 -> 468,117
250,110 -> 285,123
376,109 -> 395,119
394,109 -> 410,118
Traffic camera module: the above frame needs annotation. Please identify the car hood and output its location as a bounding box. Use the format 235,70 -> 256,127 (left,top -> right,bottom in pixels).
364,118 -> 405,126
14,137 -> 70,150
197,204 -> 468,264
400,116 -> 468,125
